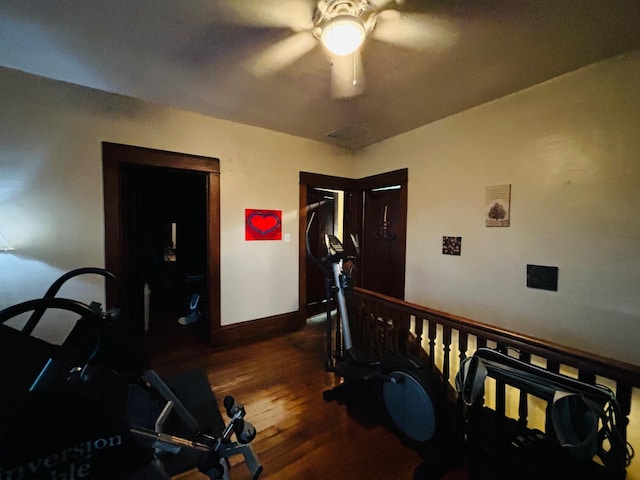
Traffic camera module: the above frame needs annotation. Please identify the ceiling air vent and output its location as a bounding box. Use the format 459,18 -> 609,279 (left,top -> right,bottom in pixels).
326,122 -> 371,141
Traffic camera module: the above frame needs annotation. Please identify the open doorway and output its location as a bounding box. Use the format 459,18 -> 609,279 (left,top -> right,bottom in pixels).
103,143 -> 221,355
299,169 -> 408,320
305,187 -> 346,316
125,166 -> 208,354
299,173 -> 355,320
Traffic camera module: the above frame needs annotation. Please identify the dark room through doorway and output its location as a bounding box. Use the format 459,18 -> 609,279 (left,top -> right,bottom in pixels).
126,166 -> 209,355
299,168 -> 408,320
103,142 -> 221,359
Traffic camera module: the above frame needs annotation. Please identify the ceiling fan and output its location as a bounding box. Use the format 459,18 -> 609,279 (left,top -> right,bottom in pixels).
216,0 -> 456,99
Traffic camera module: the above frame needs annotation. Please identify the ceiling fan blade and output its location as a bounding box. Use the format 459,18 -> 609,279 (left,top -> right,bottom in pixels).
372,12 -> 458,50
330,51 -> 366,99
215,0 -> 314,31
248,31 -> 318,76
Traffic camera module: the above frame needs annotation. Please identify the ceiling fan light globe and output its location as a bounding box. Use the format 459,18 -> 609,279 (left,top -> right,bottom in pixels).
321,15 -> 366,56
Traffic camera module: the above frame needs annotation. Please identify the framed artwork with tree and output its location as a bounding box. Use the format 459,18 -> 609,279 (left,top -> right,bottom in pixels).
486,184 -> 511,227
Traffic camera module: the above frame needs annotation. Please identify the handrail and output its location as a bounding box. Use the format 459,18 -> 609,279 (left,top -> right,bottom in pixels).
351,287 -> 640,388
348,287 -> 640,477
349,286 -> 640,472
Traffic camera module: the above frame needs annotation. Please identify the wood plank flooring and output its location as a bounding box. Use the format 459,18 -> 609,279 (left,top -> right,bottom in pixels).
148,319 -> 424,480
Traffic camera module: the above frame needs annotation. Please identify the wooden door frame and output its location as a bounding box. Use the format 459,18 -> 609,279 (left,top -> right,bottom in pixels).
102,142 -> 221,344
298,169 -> 407,318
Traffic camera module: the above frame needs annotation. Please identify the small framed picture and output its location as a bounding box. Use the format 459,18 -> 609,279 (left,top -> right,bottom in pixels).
486,184 -> 511,227
442,236 -> 462,256
245,209 -> 282,241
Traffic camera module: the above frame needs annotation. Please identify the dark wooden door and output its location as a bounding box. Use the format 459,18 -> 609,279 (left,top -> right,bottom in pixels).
299,170 -> 407,320
358,170 -> 407,299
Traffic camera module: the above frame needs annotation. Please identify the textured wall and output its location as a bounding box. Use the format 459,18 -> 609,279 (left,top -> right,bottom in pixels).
355,50 -> 640,366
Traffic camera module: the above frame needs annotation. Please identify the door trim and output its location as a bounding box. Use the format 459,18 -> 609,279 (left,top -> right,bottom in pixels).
102,142 -> 221,344
299,169 -> 408,318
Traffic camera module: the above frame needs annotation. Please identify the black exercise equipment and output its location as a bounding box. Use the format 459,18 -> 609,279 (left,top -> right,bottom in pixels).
0,268 -> 262,480
305,213 -> 447,445
455,347 -> 634,479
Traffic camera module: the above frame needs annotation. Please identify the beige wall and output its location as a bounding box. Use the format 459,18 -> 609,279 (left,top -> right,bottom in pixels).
355,51 -> 640,478
354,49 -> 640,366
0,67 -> 354,328
1,50 -> 638,359
0,47 -> 638,480
1,49 -> 638,355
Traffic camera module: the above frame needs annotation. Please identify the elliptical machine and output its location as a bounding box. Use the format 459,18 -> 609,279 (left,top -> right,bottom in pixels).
306,213 -> 446,445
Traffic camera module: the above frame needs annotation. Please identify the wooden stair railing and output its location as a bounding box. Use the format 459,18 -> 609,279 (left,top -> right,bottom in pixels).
349,287 -> 640,450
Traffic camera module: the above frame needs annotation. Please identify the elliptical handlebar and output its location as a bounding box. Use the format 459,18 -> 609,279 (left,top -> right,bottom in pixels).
305,212 -> 332,276
325,233 -> 345,260
305,211 -> 354,353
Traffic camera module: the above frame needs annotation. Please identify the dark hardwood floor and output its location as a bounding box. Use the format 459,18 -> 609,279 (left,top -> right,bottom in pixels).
147,319 -> 424,480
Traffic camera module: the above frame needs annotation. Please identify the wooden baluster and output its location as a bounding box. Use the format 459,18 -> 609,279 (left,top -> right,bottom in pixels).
442,325 -> 452,385
546,358 -> 560,375
458,330 -> 468,363
380,307 -> 388,354
367,312 -> 376,355
384,308 -> 394,355
428,319 -> 437,366
374,313 -> 383,356
615,382 -> 632,444
414,315 -> 424,352
391,309 -> 401,355
387,310 -> 396,355
474,336 -> 488,415
381,313 -> 389,355
378,307 -> 387,354
495,343 -> 507,417
399,311 -> 411,355
376,309 -> 384,355
374,305 -> 382,351
368,312 -> 375,353
578,369 -> 596,386
518,351 -> 531,427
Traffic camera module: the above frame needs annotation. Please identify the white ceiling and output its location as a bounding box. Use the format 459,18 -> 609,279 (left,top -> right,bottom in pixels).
1,0 -> 639,150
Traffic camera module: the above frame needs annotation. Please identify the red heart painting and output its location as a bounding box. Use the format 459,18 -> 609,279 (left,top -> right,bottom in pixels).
245,209 -> 282,240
